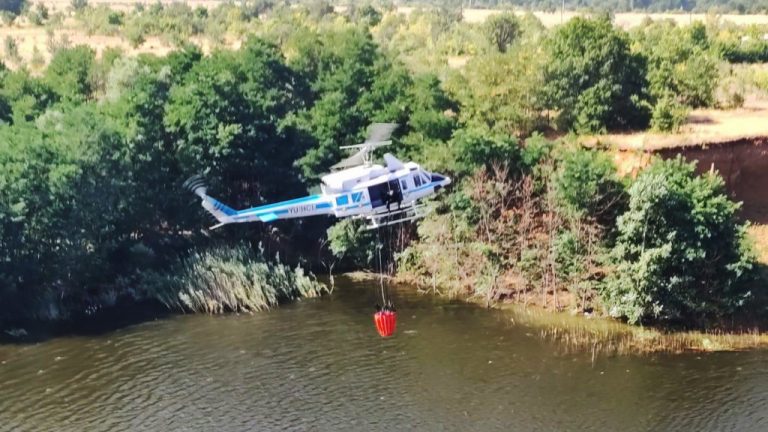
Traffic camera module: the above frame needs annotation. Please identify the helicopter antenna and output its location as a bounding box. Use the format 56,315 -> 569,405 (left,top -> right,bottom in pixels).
332,123 -> 398,170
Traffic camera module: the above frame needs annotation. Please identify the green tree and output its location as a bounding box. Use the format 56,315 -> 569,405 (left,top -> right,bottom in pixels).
483,12 -> 520,53
603,157 -> 755,325
289,27 -> 387,179
553,147 -> 626,225
44,45 -> 96,102
543,16 -> 650,133
633,19 -> 718,109
448,42 -> 544,136
1,69 -> 58,122
0,106 -> 131,321
165,37 -> 306,205
449,127 -> 521,176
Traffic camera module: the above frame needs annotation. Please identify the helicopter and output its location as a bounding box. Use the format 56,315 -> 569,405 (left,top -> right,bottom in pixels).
185,123 -> 451,230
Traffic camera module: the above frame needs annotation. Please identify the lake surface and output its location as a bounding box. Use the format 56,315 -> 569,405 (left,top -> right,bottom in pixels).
1,277 -> 767,431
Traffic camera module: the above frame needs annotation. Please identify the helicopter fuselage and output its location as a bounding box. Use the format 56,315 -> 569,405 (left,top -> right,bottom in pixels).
191,156 -> 450,229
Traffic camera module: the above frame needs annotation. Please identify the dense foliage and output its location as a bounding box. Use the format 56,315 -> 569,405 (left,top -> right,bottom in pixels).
0,3 -> 760,327
603,157 -> 754,324
543,16 -> 650,132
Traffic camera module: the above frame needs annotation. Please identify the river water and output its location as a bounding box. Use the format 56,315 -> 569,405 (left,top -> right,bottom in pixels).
1,277 -> 767,431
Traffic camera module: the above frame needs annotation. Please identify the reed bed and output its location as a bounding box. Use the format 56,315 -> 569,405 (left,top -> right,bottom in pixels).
153,245 -> 326,314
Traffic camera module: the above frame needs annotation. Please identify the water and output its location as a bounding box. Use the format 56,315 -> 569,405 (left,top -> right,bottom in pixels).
1,277 -> 767,431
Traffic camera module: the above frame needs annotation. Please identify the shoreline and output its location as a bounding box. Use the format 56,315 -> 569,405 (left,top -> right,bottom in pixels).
4,271 -> 767,354
345,272 -> 768,355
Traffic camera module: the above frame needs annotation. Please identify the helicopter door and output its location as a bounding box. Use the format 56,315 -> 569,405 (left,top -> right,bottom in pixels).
368,179 -> 403,210
387,179 -> 403,205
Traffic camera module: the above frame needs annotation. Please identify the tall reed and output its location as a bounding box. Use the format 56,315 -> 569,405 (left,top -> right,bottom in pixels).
152,244 -> 326,314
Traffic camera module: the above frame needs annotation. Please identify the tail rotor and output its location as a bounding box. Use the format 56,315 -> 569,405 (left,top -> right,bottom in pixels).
183,175 -> 207,199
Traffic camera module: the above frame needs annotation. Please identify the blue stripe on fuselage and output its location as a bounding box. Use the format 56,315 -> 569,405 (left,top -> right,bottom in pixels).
232,195 -> 324,219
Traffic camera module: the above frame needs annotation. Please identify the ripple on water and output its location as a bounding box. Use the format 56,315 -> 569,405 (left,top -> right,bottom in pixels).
1,283 -> 768,432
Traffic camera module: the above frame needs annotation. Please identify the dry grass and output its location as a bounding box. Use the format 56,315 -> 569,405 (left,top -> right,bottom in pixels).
3,4 -> 768,70
585,97 -> 768,152
748,224 -> 768,265
493,301 -> 768,355
0,23 -> 233,72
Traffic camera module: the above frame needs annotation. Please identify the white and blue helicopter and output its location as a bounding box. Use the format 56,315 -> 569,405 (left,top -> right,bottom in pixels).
185,123 -> 451,230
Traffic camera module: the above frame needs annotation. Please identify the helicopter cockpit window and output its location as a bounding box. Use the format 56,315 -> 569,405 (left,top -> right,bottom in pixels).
421,173 -> 430,184
413,173 -> 422,187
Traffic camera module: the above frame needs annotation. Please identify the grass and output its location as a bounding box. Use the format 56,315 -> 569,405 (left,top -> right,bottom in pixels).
151,244 -> 326,314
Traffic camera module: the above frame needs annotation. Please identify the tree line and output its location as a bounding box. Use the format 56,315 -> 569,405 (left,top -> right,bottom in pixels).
0,3 -> 759,327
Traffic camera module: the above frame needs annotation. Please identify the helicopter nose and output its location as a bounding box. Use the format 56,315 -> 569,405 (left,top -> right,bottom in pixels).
431,173 -> 451,187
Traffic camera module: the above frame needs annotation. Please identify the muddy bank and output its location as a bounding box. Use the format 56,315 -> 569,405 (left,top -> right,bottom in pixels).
614,137 -> 768,222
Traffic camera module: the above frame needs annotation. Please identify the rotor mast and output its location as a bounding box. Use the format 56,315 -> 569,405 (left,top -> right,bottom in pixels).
331,123 -> 398,170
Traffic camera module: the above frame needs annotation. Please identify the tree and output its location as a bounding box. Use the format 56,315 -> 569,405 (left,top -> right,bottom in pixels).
44,45 -> 96,102
553,147 -> 626,225
447,41 -> 545,136
449,127 -> 521,177
290,27 -> 385,180
1,69 -> 58,122
542,16 -> 650,133
633,19 -> 718,109
164,37 -> 306,207
0,106 -> 131,321
603,157 -> 755,325
483,13 -> 520,53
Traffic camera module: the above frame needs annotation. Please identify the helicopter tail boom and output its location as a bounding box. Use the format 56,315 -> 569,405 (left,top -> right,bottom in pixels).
185,176 -> 334,229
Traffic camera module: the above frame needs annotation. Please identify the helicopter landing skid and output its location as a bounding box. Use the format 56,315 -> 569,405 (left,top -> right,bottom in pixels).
364,204 -> 428,230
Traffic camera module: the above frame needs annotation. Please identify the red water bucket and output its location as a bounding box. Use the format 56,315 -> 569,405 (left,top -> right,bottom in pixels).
373,310 -> 397,337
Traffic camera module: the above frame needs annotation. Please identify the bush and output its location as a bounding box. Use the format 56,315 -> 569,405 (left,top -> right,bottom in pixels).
603,157 -> 755,325
449,127 -> 521,177
3,36 -> 19,63
327,218 -> 376,268
553,147 -> 626,224
650,95 -> 689,132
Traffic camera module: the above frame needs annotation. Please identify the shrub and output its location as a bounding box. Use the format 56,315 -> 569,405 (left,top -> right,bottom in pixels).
650,95 -> 689,132
70,0 -> 87,11
449,127 -> 521,177
602,157 -> 755,325
553,147 -> 627,225
326,218 -> 376,268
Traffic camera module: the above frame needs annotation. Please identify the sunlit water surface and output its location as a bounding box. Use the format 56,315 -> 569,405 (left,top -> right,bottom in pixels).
1,277 -> 767,431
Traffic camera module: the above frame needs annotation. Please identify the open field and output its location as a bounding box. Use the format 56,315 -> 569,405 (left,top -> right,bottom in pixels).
29,2 -> 768,26
4,4 -> 768,68
399,7 -> 768,28
593,97 -> 768,152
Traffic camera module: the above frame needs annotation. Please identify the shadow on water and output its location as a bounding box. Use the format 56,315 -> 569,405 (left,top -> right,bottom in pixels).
0,300 -> 173,345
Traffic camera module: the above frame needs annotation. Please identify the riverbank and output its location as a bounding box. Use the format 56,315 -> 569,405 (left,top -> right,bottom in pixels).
345,273 -> 768,355
0,245 -> 326,339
